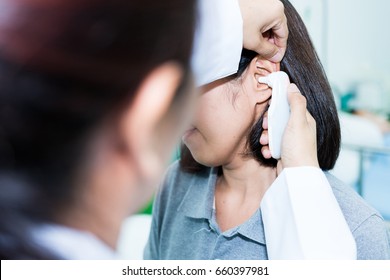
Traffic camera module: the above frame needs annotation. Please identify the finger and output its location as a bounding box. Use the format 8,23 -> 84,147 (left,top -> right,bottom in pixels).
306,110 -> 316,130
261,145 -> 272,159
260,130 -> 269,145
288,83 -> 301,95
305,110 -> 314,122
253,37 -> 279,61
276,160 -> 283,176
288,84 -> 307,122
262,115 -> 268,129
268,16 -> 289,63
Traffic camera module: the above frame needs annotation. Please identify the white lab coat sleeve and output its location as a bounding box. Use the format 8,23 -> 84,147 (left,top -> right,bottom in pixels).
260,167 -> 357,259
192,0 -> 243,86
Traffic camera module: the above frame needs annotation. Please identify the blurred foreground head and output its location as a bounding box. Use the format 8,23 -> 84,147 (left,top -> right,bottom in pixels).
0,0 -> 196,259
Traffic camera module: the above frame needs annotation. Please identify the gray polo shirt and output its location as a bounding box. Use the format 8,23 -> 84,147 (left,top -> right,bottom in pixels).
144,161 -> 390,260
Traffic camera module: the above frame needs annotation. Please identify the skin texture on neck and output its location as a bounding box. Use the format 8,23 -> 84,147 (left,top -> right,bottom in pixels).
220,157 -> 276,197
215,148 -> 277,232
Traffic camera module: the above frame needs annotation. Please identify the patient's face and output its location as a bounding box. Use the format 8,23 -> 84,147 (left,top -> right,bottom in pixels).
182,79 -> 253,167
183,57 -> 278,167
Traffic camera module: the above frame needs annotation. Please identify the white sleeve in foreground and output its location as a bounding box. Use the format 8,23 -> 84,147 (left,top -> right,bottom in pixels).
192,0 -> 243,86
260,167 -> 357,259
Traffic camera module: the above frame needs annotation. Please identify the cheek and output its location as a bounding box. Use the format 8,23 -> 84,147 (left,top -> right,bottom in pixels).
187,93 -> 252,165
195,93 -> 234,143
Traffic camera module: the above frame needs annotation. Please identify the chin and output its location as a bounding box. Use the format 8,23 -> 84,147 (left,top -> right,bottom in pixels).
188,147 -> 222,168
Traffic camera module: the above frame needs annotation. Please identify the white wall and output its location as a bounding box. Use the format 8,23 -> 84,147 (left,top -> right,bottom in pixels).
290,0 -> 390,113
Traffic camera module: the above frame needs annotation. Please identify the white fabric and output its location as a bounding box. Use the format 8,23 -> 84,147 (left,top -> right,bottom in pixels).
117,214 -> 152,260
32,224 -> 116,260
192,0 -> 243,86
261,167 -> 357,259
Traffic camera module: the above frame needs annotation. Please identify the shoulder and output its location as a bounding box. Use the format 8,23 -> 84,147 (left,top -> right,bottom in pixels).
160,160 -> 210,193
325,172 -> 390,259
163,160 -> 210,185
325,172 -> 379,231
155,160 -> 211,210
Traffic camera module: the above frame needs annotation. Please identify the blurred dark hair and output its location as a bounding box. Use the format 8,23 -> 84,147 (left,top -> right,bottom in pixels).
0,0 -> 196,259
181,0 -> 340,172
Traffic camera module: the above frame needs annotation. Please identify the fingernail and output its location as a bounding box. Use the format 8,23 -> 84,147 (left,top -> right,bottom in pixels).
263,149 -> 271,159
260,135 -> 265,144
262,117 -> 268,129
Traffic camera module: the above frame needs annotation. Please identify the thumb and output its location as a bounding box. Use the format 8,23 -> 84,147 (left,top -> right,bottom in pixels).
276,160 -> 283,176
287,83 -> 307,124
268,16 -> 289,63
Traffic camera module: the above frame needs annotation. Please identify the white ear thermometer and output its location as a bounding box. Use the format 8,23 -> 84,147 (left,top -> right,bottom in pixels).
258,71 -> 290,159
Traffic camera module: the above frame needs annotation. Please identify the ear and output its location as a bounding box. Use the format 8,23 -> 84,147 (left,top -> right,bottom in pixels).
120,62 -> 183,183
242,55 -> 280,104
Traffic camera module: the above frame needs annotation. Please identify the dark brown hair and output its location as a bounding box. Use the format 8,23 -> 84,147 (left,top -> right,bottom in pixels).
181,0 -> 340,172
0,0 -> 196,259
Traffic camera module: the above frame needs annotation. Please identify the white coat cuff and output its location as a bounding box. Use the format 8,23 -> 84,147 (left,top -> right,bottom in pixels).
261,167 -> 357,259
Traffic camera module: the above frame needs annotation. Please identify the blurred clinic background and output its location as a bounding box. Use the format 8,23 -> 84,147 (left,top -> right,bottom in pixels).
118,0 -> 390,259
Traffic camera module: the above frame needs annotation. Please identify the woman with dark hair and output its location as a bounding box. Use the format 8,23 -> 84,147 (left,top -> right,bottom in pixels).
144,0 -> 390,259
0,0 -> 292,260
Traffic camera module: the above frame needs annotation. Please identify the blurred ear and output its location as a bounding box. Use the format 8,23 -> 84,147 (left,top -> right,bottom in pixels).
242,55 -> 280,105
120,62 -> 183,182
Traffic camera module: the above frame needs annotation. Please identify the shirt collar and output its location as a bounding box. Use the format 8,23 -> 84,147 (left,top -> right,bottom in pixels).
177,167 -> 266,245
177,167 -> 218,220
237,209 -> 266,245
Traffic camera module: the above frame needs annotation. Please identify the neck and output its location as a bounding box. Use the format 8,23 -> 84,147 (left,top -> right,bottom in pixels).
214,156 -> 277,232
219,157 -> 277,202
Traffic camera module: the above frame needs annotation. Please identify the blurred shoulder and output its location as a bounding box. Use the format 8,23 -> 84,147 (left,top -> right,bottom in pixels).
326,172 -> 390,259
325,172 -> 381,231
